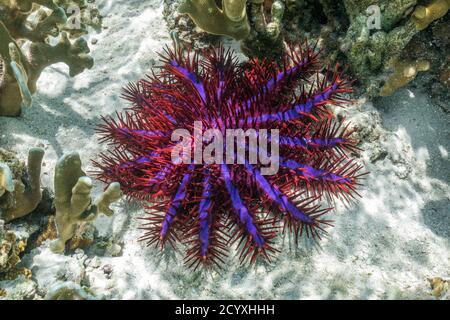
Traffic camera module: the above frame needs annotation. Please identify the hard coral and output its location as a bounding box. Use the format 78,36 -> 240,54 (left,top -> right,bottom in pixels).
380,59 -> 431,96
0,220 -> 26,278
178,0 -> 286,59
179,0 -> 250,40
51,152 -> 122,253
0,147 -> 44,223
94,44 -> 365,269
412,0 -> 450,30
0,0 -> 101,116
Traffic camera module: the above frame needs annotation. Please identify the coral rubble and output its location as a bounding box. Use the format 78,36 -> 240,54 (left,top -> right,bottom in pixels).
0,0 -> 101,116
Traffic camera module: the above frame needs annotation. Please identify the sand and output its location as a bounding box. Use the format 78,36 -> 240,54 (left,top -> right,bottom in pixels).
0,0 -> 449,299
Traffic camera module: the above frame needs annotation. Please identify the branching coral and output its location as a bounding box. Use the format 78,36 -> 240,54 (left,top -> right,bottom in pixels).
0,147 -> 45,223
412,0 -> 450,30
0,0 -> 101,116
51,152 -> 122,253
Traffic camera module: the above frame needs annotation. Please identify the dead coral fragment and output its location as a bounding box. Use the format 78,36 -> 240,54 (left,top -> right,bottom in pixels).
0,148 -> 45,223
51,152 -> 122,254
380,59 -> 430,96
412,0 -> 450,30
0,0 -> 101,116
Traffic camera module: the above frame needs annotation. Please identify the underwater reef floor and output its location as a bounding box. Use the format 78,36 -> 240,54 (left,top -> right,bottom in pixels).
0,0 -> 449,299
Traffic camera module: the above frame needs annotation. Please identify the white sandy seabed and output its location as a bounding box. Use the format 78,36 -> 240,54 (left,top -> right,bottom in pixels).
0,0 -> 449,300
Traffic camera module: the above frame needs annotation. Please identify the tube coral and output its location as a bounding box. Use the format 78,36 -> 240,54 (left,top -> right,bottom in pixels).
94,44 -> 366,269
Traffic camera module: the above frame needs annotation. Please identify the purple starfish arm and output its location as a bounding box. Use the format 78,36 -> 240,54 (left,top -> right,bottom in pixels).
239,83 -> 339,126
160,164 -> 195,238
279,136 -> 346,149
170,60 -> 207,102
244,163 -> 314,224
198,175 -> 212,257
117,128 -> 167,137
280,158 -> 352,183
221,164 -> 265,248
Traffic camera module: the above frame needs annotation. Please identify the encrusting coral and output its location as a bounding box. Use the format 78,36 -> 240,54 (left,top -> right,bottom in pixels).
412,0 -> 450,30
0,0 -> 102,116
0,147 -> 45,223
51,152 -> 122,253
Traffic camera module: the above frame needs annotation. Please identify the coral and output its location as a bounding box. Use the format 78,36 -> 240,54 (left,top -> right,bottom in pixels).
178,0 -> 286,59
0,0 -> 101,116
380,59 -> 431,96
51,152 -> 122,253
45,281 -> 96,300
412,0 -> 450,30
338,2 -> 419,96
178,0 -> 250,40
428,277 -> 450,298
241,0 -> 286,60
175,0 -> 450,96
32,215 -> 58,248
0,220 -> 27,278
0,147 -> 45,223
94,44 -> 365,269
0,162 -> 14,198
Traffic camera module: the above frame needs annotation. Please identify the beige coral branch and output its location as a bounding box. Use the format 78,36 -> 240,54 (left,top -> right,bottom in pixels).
178,0 -> 250,40
51,152 -> 122,253
380,60 -> 431,96
2,147 -> 45,222
0,0 -> 100,116
412,0 -> 450,30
